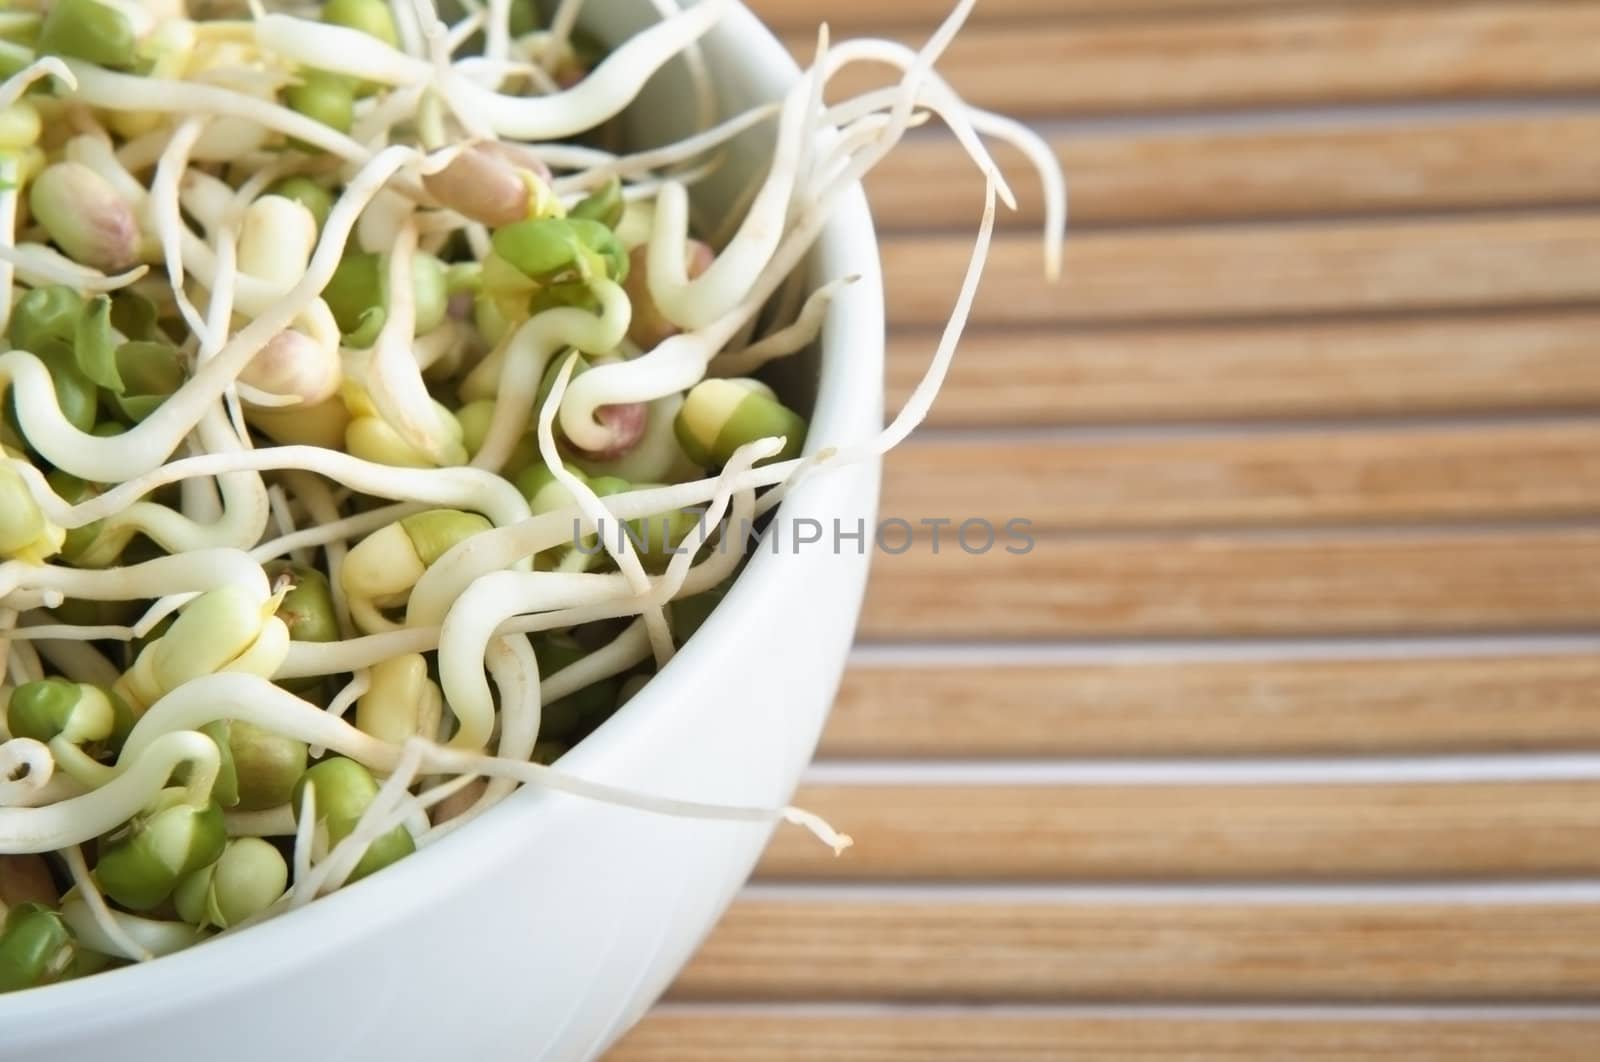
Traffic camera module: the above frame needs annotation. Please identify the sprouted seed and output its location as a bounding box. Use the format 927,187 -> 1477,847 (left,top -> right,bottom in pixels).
0,0 -> 1064,991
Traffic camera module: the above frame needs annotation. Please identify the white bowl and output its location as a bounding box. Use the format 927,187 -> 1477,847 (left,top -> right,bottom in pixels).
0,5 -> 883,1059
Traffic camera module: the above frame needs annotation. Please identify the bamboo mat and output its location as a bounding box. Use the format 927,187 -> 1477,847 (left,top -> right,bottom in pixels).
610,1 -> 1600,1057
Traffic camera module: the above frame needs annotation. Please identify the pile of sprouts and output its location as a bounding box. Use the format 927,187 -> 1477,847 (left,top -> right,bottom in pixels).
0,0 -> 1062,991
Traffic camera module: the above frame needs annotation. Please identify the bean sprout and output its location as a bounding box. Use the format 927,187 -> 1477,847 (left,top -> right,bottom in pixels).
0,0 -> 1059,988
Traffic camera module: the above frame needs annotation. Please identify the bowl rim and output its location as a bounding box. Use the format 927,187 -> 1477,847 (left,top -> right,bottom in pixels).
0,1 -> 886,1024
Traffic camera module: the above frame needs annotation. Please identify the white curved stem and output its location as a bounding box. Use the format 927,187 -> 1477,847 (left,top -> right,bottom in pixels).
77,229 -> 271,564
0,549 -> 270,607
118,673 -> 846,849
254,14 -> 434,86
0,730 -> 219,854
0,56 -> 75,111
152,117 -> 212,346
0,155 -> 16,336
541,619 -> 650,704
0,245 -> 146,291
0,739 -> 53,808
539,356 -> 672,664
440,0 -> 731,140
361,219 -> 464,465
436,570 -> 622,750
549,102 -> 780,197
643,80 -> 809,332
63,61 -> 370,163
469,279 -> 631,473
713,275 -> 857,376
434,438 -> 766,746
477,633 -> 542,813
21,444 -> 528,532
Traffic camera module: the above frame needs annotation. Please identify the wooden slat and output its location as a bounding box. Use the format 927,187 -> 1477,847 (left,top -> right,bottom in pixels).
866,115 -> 1600,230
821,654 -> 1600,758
859,530 -> 1600,641
882,215 -> 1600,328
796,4 -> 1600,116
674,901 -> 1600,1001
750,0 -> 1386,32
666,0 -> 1600,1051
753,0 -> 1066,30
612,1013 -> 1600,1062
759,783 -> 1600,880
885,422 -> 1600,531
886,312 -> 1600,427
